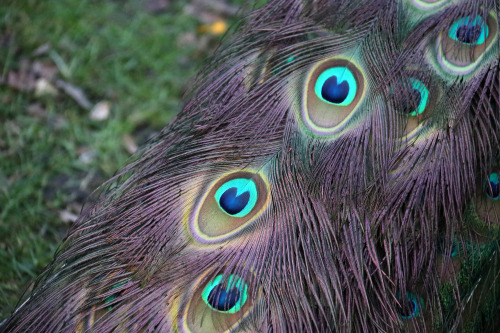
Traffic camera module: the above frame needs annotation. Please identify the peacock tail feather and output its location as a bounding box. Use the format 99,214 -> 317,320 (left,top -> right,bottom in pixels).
2,0 -> 500,332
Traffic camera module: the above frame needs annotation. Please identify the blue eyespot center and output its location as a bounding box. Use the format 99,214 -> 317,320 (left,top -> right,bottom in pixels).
201,274 -> 249,314
207,285 -> 241,311
219,187 -> 250,215
215,178 -> 258,218
449,16 -> 489,45
321,76 -> 350,104
314,67 -> 357,106
486,172 -> 499,200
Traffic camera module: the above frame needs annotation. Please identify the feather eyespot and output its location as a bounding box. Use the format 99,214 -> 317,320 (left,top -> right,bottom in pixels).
190,171 -> 269,244
397,292 -> 423,319
181,270 -> 258,333
303,58 -> 365,136
437,11 -> 498,75
393,77 -> 435,137
485,172 -> 499,200
402,78 -> 429,117
470,166 -> 500,235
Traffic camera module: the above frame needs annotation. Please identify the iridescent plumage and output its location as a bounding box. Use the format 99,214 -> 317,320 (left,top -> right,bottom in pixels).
2,0 -> 500,332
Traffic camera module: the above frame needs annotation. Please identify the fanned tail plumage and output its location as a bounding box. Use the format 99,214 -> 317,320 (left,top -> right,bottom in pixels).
2,0 -> 500,332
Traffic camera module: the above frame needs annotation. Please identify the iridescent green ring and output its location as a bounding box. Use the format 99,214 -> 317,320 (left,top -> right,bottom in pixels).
409,78 -> 429,116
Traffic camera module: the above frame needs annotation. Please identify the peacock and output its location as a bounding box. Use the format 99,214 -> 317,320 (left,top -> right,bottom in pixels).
2,0 -> 500,332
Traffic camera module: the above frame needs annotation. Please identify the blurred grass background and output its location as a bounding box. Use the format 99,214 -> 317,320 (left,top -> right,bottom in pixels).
0,0 -> 252,319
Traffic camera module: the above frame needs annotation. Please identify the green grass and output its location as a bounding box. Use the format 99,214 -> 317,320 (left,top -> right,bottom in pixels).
0,0 -> 248,319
